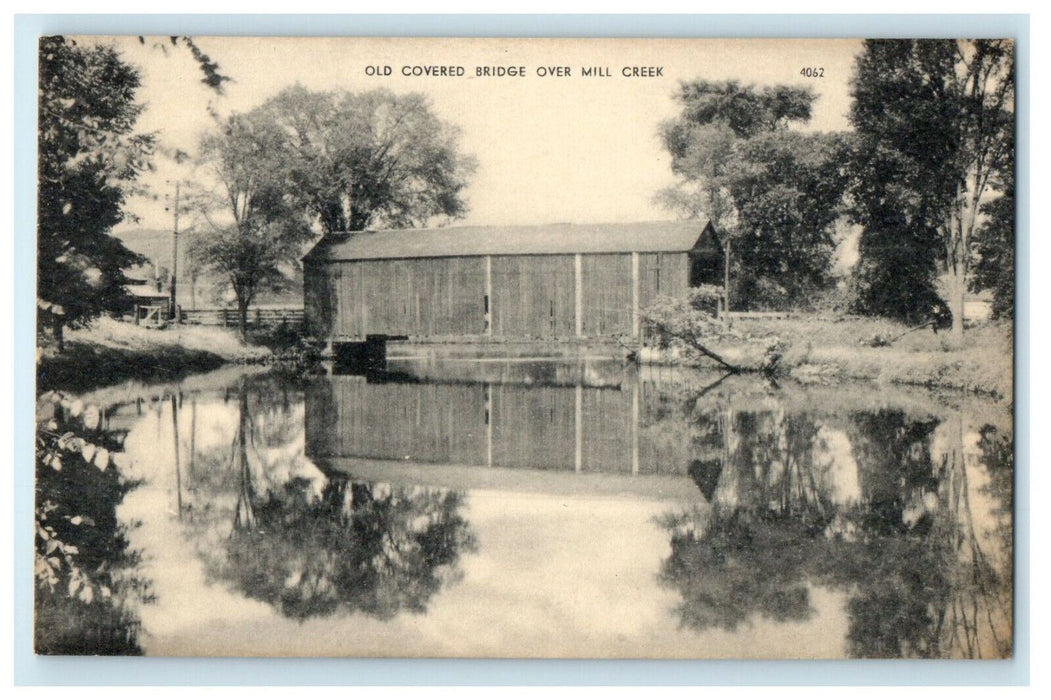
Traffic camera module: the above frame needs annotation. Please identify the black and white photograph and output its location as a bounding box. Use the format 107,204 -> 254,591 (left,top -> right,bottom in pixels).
32,35 -> 1016,659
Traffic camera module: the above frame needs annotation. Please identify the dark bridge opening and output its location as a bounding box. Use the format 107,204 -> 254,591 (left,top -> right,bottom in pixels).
333,335 -> 406,373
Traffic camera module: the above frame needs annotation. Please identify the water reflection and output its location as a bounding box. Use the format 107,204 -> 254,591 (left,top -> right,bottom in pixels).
76,360 -> 1011,658
658,405 -> 1013,659
180,380 -> 476,621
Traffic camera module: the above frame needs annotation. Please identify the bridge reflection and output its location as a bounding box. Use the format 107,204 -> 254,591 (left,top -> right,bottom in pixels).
304,361 -> 711,500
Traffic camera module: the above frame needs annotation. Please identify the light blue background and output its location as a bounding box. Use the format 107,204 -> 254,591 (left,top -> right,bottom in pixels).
13,13 -> 1030,686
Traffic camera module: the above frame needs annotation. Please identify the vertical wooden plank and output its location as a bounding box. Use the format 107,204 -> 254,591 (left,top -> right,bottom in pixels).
574,253 -> 583,337
631,252 -> 640,338
631,380 -> 640,476
574,384 -> 583,473
486,383 -> 493,467
485,255 -> 492,336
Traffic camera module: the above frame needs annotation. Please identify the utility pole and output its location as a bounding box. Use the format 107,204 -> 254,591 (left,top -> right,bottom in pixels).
170,181 -> 180,322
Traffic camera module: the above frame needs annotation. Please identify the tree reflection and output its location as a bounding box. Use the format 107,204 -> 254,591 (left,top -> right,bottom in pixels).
659,406 -> 1013,659
219,477 -> 475,620
185,379 -> 477,621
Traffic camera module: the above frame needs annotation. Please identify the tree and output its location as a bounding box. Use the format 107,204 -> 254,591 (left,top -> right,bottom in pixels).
35,392 -> 152,654
190,87 -> 476,338
970,162 -> 1015,320
724,131 -> 851,308
659,80 -> 849,310
848,39 -> 1014,336
190,110 -> 314,339
256,85 -> 476,232
37,36 -> 155,346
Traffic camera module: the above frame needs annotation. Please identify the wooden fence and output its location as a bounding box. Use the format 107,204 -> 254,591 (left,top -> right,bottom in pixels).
179,307 -> 304,329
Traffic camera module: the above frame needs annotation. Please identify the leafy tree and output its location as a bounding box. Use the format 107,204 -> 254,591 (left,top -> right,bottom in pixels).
190,110 -> 314,339
848,39 -> 1014,334
189,86 -> 476,338
725,131 -> 851,308
256,85 -> 477,232
35,392 -> 152,654
37,36 -> 155,345
970,164 -> 1015,319
659,80 -> 849,310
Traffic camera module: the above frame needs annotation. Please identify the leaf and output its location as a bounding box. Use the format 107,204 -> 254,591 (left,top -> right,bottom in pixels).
83,405 -> 100,431
94,448 -> 110,470
69,399 -> 84,418
45,538 -> 59,554
81,443 -> 97,463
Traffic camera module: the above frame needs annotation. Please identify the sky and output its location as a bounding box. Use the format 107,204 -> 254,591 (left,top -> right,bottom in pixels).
91,36 -> 865,233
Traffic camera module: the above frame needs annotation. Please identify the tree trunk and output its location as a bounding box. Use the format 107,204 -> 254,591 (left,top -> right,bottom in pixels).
951,271 -> 966,338
52,316 -> 64,353
237,298 -> 249,342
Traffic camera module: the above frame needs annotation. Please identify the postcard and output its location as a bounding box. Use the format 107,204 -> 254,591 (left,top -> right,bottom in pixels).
33,35 -> 1015,659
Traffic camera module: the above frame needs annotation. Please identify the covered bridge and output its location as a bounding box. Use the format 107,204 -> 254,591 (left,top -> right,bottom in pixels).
303,220 -> 722,343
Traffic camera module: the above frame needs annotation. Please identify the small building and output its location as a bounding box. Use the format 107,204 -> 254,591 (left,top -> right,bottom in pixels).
302,220 -> 722,343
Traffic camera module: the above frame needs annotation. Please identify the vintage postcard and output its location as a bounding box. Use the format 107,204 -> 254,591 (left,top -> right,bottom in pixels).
33,35 -> 1015,659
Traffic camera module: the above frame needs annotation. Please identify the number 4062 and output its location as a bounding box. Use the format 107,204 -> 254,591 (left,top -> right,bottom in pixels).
800,67 -> 825,78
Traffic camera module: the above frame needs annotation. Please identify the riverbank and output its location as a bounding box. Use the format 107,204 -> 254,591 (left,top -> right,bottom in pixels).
689,316 -> 1014,401
36,317 -> 272,394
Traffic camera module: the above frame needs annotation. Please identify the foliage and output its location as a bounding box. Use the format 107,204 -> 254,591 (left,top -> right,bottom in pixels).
658,406 -> 1012,658
190,109 -> 316,339
217,478 -> 477,620
35,392 -> 152,654
641,295 -> 740,372
970,168 -> 1015,319
725,131 -> 851,308
658,80 -> 849,310
847,39 -> 1014,333
641,294 -> 787,374
848,209 -> 950,325
190,86 -> 476,338
181,379 -> 477,621
37,36 -> 155,330
254,85 -> 477,233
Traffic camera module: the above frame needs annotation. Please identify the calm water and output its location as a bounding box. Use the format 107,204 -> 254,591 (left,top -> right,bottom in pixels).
63,359 -> 1013,658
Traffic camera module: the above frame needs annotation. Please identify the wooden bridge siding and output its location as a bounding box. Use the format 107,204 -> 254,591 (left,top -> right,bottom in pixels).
637,252 -> 689,309
580,254 -> 632,337
318,258 -> 487,338
307,250 -> 693,341
490,255 -> 576,339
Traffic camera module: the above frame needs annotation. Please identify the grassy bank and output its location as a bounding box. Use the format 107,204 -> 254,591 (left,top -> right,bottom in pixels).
37,317 -> 272,394
686,316 -> 1014,400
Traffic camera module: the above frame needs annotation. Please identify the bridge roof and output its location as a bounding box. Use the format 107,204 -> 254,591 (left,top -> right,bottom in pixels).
304,220 -> 718,262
